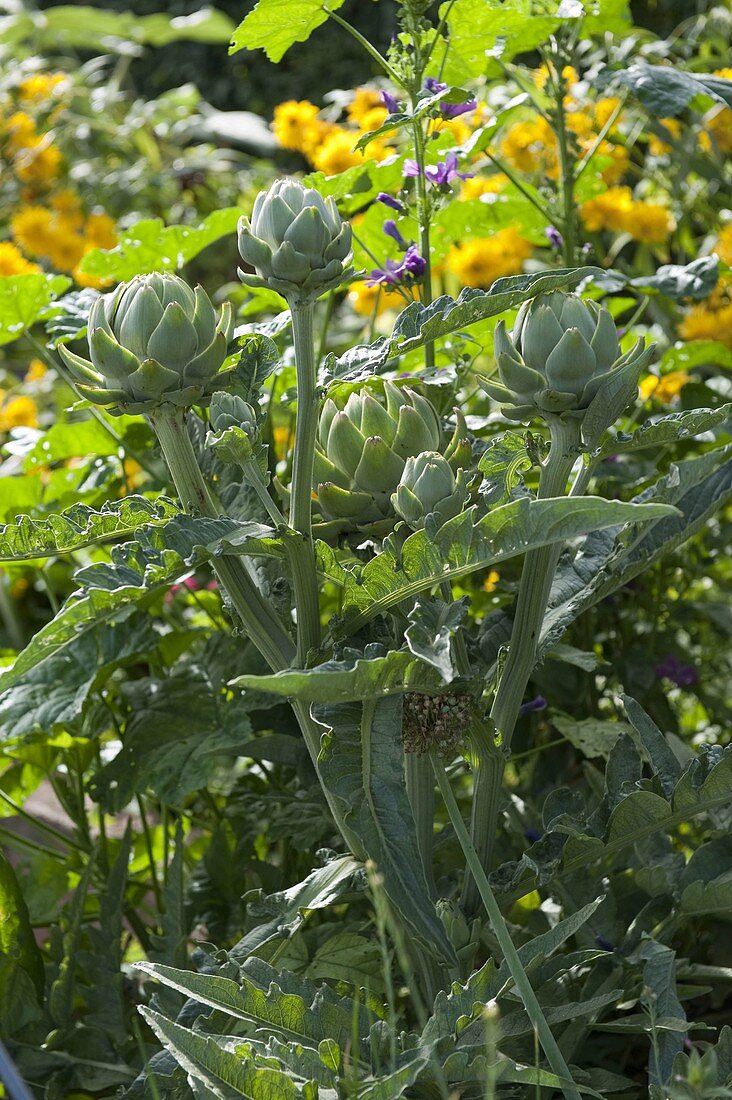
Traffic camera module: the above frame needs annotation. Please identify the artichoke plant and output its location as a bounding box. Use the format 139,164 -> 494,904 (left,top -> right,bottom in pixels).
58,273 -> 233,415
481,291 -> 653,422
392,452 -> 470,531
209,392 -> 259,440
238,178 -> 354,304
313,382 -> 469,528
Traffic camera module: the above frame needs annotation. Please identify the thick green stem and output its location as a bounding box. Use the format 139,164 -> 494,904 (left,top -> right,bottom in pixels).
463,417 -> 581,910
554,70 -> 578,267
405,753 -> 436,898
288,302 -> 322,664
433,756 -> 583,1100
411,117 -> 435,371
149,407 -> 295,672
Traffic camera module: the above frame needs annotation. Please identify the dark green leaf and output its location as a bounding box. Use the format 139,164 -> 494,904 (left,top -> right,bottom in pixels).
404,598 -> 469,683
599,404 -> 732,458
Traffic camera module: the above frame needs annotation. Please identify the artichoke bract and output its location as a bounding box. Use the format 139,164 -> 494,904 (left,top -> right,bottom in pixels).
209,392 -> 259,440
238,178 -> 354,305
392,452 -> 470,532
313,381 -> 468,528
58,273 -> 233,415
481,291 -> 653,423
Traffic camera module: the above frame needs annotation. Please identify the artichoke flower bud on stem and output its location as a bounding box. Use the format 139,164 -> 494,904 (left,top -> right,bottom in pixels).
392,452 -> 470,532
207,392 -> 285,528
58,273 -> 233,416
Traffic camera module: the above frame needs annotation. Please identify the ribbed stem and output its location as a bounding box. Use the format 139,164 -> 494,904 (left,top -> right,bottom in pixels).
433,756 -> 583,1100
149,407 -> 295,672
463,417 -> 582,911
288,302 -> 321,664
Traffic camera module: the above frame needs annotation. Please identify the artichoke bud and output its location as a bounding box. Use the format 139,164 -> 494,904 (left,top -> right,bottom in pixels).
480,291 -> 650,427
58,273 -> 232,415
209,392 -> 259,442
391,452 -> 469,532
238,178 -> 354,305
313,381 -> 445,529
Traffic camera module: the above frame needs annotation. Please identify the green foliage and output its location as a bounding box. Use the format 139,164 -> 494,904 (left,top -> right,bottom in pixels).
0,274 -> 71,347
6,5 -> 236,52
229,0 -> 347,62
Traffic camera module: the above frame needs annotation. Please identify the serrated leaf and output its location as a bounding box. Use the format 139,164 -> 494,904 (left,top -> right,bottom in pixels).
0,496 -> 178,562
0,273 -> 71,347
314,698 -> 456,963
333,496 -> 677,636
478,431 -> 534,506
639,940 -> 686,1085
79,209 -> 242,282
404,598 -> 468,683
622,695 -> 681,798
600,404 -> 732,457
232,644 -> 447,703
552,716 -> 631,760
229,0 -> 347,62
322,267 -> 600,384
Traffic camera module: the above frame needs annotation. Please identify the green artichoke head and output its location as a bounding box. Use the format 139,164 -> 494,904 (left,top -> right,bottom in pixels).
481,291 -> 654,425
314,381 -> 450,526
392,451 -> 470,531
209,391 -> 259,442
238,178 -> 354,305
58,273 -> 233,415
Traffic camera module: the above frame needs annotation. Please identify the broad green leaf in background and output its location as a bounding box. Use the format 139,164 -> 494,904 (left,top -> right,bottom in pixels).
332,496 -> 677,636
314,697 -> 457,963
0,274 -> 71,347
0,851 -> 45,1012
0,496 -> 178,562
595,257 -> 720,300
599,404 -> 731,458
79,208 -> 242,282
639,940 -> 687,1086
604,61 -> 732,116
229,0 -> 347,62
440,0 -> 562,82
11,5 -> 235,52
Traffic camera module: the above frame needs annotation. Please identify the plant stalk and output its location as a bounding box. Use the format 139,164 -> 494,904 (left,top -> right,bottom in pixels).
432,756 -> 583,1100
149,407 -> 295,672
463,417 -> 581,910
405,753 -> 437,898
288,302 -> 322,664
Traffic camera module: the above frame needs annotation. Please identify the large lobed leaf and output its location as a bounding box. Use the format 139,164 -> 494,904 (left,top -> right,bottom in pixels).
0,496 -> 178,562
229,0 -> 347,62
331,496 -> 677,637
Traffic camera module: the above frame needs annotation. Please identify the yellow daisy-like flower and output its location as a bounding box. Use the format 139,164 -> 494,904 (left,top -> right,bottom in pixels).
428,115 -> 472,145
593,96 -> 623,132
11,205 -> 53,256
483,569 -> 500,593
0,395 -> 39,431
347,88 -> 385,128
272,99 -> 322,153
14,137 -> 62,185
447,227 -> 533,288
593,139 -> 629,184
648,117 -> 682,156
715,224 -> 732,265
566,110 -> 595,139
357,106 -> 389,134
626,201 -> 675,244
580,186 -> 634,233
18,72 -> 68,104
44,226 -> 85,272
500,117 -> 557,175
348,280 -> 388,317
4,111 -> 36,151
534,64 -> 578,90
0,242 -> 41,276
459,175 -> 507,200
85,211 -> 117,250
25,358 -> 47,382
639,371 -> 690,403
310,127 -> 389,175
679,280 -> 732,347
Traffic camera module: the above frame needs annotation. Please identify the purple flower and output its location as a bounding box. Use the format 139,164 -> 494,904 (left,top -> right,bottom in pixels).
367,244 -> 426,287
595,934 -> 615,952
441,99 -> 477,119
545,226 -> 564,249
424,152 -> 473,185
524,827 -> 542,843
424,77 -> 448,94
383,219 -> 406,247
654,655 -> 699,688
519,694 -> 547,718
403,159 -> 421,178
377,191 -> 404,212
382,90 -> 401,115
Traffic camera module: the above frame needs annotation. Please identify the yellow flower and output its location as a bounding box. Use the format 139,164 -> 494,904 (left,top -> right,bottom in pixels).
705,107 -> 732,155
85,211 -> 117,249
566,110 -> 594,139
0,242 -> 41,276
580,186 -> 634,232
459,175 -> 507,200
639,371 -> 690,403
447,227 -> 533,288
272,99 -> 323,153
357,106 -> 389,133
25,358 -> 47,382
14,137 -> 62,185
716,225 -> 732,266
10,577 -> 29,600
347,280 -> 413,317
18,72 -> 68,103
44,227 -> 85,272
4,111 -> 36,153
120,458 -> 145,495
626,201 -> 675,244
500,117 -> 557,175
648,117 -> 682,156
429,116 -> 472,145
0,395 -> 39,431
679,279 -> 732,347
272,424 -> 292,457
11,205 -> 53,256
483,569 -> 499,593
593,96 -> 623,132
347,88 -> 385,128
534,64 -> 578,89
593,139 -> 629,184
311,127 -> 382,175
